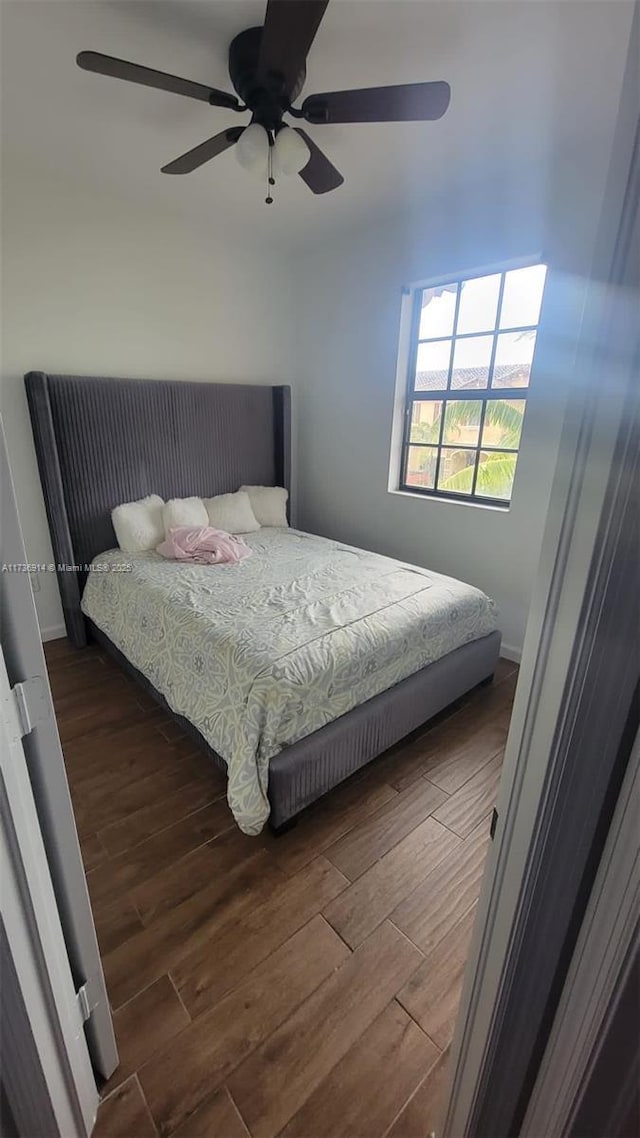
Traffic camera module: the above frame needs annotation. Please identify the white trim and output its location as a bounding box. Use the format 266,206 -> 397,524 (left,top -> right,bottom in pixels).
1,418 -> 118,1081
0,648 -> 98,1135
521,730 -> 639,1136
1,818 -> 76,1137
40,624 -> 66,643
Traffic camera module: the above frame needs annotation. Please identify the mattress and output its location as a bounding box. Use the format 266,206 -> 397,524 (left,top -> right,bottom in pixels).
81,528 -> 498,833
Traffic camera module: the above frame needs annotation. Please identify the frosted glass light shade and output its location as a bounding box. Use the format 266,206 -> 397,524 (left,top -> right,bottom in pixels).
236,123 -> 269,173
272,126 -> 310,176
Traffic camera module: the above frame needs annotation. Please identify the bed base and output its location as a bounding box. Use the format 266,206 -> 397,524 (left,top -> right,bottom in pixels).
270,817 -> 300,837
87,622 -> 501,830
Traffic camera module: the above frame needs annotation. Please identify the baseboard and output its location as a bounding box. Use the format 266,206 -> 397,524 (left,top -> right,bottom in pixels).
500,642 -> 523,664
40,624 -> 66,643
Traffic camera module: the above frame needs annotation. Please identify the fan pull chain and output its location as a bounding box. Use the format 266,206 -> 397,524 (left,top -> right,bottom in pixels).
266,140 -> 274,205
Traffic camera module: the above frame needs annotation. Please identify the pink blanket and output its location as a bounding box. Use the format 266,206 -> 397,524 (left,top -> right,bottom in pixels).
156,526 -> 253,565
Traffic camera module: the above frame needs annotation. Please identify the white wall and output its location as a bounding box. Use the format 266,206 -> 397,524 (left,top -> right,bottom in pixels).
0,168 -> 293,636
292,154 -> 612,655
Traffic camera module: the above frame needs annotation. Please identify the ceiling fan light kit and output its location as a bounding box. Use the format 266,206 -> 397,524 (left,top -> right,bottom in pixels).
272,127 -> 310,177
76,0 -> 451,204
235,124 -> 310,199
236,123 -> 269,173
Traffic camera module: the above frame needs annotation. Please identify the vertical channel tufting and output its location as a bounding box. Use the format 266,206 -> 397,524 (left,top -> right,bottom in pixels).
24,373 -> 291,641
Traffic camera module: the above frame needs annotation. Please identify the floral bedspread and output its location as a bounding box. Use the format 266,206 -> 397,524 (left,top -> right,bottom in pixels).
81,528 -> 498,833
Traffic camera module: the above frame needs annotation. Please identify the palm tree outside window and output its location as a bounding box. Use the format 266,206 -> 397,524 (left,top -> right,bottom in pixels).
400,262 -> 547,504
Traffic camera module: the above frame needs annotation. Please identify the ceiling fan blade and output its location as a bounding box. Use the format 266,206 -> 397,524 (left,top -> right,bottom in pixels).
161,127 -> 244,174
257,0 -> 329,94
295,129 -> 343,195
77,51 -> 240,111
302,81 -> 451,124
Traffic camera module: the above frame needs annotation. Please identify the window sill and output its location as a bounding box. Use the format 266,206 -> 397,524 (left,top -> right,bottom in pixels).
388,488 -> 510,513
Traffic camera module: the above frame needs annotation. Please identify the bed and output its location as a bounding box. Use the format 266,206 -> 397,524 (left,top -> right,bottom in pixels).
25,371 -> 501,833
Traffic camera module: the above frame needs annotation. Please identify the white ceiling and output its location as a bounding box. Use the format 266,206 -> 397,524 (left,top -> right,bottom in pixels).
1,0 -> 633,246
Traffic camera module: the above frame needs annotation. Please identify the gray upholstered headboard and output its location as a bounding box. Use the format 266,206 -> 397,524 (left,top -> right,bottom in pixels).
25,372 -> 291,647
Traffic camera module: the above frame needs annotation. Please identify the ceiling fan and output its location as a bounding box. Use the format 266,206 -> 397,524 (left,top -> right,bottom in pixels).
77,0 -> 451,203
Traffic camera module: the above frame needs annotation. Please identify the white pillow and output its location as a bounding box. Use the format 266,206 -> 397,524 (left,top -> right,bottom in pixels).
163,496 -> 208,536
111,494 -> 164,554
240,485 -> 289,528
203,490 -> 260,534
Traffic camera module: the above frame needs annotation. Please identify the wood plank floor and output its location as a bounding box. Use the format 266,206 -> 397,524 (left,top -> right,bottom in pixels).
44,638 -> 518,1138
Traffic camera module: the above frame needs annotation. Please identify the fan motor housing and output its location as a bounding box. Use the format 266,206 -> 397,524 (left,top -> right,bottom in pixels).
229,26 -> 306,129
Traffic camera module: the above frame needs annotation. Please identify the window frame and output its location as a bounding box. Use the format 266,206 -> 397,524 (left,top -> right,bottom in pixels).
398,259 -> 546,508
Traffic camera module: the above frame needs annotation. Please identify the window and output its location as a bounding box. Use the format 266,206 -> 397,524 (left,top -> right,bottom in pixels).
398,262 -> 547,506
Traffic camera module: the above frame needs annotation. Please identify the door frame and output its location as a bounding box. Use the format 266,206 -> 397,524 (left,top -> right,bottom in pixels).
1,648 -> 99,1137
443,10 -> 639,1134
0,418 -> 118,1082
521,729 -> 639,1136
